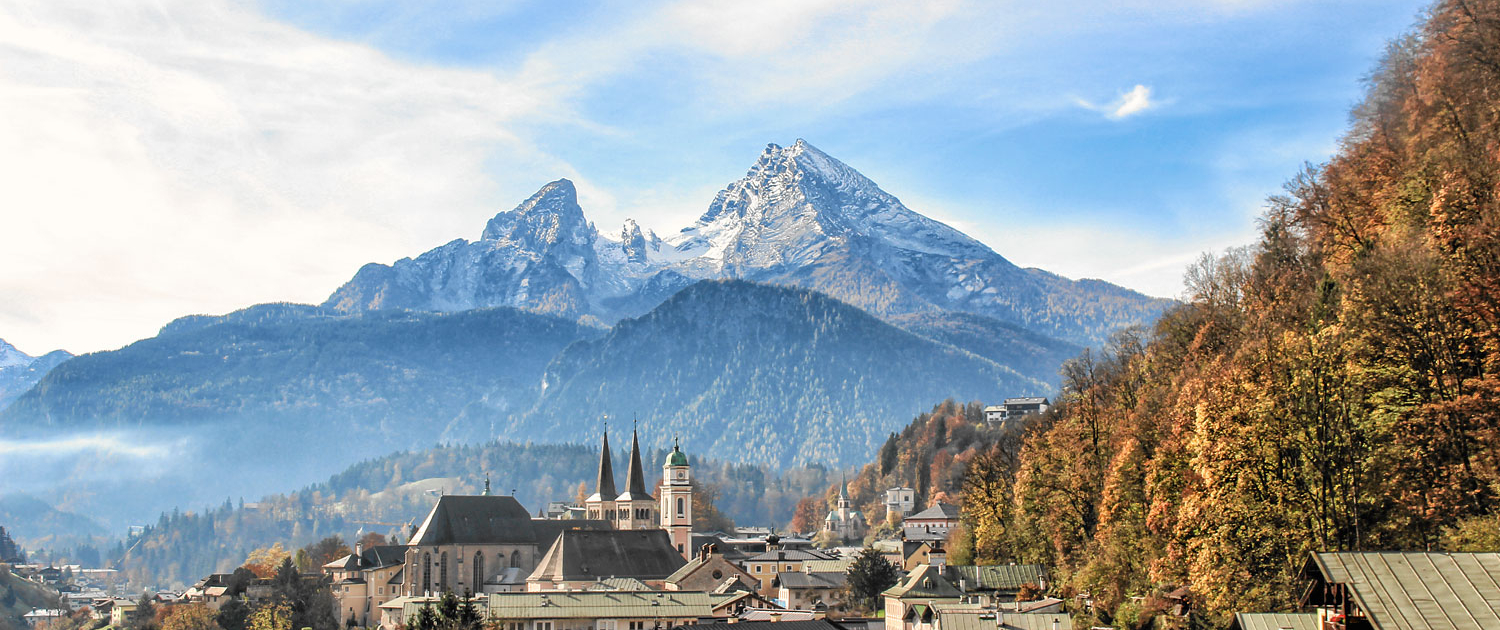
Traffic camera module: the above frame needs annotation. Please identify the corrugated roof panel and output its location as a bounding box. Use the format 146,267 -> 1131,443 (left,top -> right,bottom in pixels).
1231,612 -> 1317,630
1311,552 -> 1500,630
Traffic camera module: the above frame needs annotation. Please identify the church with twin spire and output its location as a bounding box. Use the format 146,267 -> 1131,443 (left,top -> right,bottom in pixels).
584,428 -> 695,558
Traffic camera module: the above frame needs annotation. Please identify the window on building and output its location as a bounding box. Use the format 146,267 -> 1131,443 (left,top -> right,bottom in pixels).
536,622 -> 553,630
628,622 -> 646,630
676,497 -> 684,517
421,552 -> 432,594
511,550 -> 521,568
473,552 -> 484,589
439,552 -> 448,590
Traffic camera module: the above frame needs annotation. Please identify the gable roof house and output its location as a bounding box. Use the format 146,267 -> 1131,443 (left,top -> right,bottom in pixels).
324,544 -> 410,627
1301,551 -> 1500,630
526,529 -> 687,591
883,564 -> 966,630
665,544 -> 759,593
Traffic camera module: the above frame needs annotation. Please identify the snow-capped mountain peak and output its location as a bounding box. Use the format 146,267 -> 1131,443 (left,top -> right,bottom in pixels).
480,178 -> 596,257
0,339 -> 31,369
670,139 -> 993,271
324,140 -> 1169,345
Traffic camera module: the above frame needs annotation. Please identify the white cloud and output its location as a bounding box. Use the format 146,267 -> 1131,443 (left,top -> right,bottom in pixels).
1076,84 -> 1159,120
0,0 -> 577,353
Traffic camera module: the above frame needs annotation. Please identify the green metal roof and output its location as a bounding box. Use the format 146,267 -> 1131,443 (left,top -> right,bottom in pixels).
951,565 -> 1048,591
1309,552 -> 1500,630
665,446 -> 688,467
882,564 -> 965,599
480,591 -> 718,620
997,613 -> 1071,630
1229,612 -> 1318,630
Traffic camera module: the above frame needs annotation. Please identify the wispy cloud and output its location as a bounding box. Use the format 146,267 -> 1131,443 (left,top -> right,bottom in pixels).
1076,84 -> 1159,119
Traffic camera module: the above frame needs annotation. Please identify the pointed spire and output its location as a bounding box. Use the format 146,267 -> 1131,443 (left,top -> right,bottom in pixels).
622,426 -> 650,499
594,430 -> 617,500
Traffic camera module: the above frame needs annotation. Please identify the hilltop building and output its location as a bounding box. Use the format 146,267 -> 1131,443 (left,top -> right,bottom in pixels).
884,487 -> 915,522
985,398 -> 1049,424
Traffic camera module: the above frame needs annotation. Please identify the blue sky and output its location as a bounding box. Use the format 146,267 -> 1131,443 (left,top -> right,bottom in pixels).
0,0 -> 1429,353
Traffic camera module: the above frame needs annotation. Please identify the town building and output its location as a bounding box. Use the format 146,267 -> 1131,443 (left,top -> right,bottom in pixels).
884,487 -> 915,522
776,570 -> 847,611
882,564 -> 964,630
524,529 -> 686,591
402,494 -> 611,597
324,543 -> 410,626
744,548 -> 835,600
948,565 -> 1048,604
822,481 -> 865,543
903,503 -> 961,536
664,544 -> 758,593
388,590 -> 752,630
21,609 -> 67,628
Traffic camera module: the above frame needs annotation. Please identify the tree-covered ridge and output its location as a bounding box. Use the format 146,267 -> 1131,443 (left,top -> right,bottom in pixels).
108,440 -> 838,588
1,303 -> 601,445
785,400 -> 1020,536
958,2 -> 1500,625
514,280 -> 1045,468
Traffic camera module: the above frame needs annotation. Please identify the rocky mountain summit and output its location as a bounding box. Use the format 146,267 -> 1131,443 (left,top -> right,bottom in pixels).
0,339 -> 71,409
325,140 -> 1170,345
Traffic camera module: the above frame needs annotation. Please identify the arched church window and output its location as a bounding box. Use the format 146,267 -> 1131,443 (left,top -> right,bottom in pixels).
473,551 -> 484,589
421,552 -> 431,594
510,550 -> 521,568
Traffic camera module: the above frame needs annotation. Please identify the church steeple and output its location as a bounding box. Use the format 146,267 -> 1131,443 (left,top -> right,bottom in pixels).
621,428 -> 650,499
590,431 -> 617,501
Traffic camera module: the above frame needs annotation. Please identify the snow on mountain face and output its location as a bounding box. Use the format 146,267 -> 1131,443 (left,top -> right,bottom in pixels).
324,141 -> 1169,344
672,140 -> 992,267
0,339 -> 31,369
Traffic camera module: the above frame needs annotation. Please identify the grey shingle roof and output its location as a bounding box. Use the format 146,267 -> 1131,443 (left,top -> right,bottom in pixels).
677,621 -> 847,630
480,591 -> 717,619
409,495 -> 610,546
777,571 -> 846,589
746,549 -> 834,563
1306,552 -> 1500,630
1229,612 -> 1318,630
906,503 -> 961,521
528,529 -> 686,583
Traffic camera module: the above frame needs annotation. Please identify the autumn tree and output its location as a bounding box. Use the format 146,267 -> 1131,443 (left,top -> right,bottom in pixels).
162,604 -> 220,630
244,543 -> 290,578
788,497 -> 823,534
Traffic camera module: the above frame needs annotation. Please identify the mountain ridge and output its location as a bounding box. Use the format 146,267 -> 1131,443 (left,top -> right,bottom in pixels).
324,140 -> 1170,346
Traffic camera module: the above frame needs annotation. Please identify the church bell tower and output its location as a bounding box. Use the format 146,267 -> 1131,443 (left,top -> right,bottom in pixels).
660,438 -> 693,559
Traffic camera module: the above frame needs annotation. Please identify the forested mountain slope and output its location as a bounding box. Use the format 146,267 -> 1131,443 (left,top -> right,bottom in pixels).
946,3 -> 1500,625
510,280 -> 1046,467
